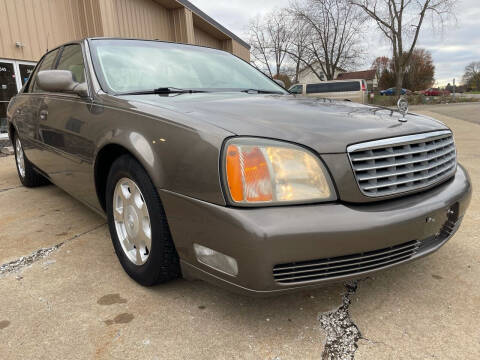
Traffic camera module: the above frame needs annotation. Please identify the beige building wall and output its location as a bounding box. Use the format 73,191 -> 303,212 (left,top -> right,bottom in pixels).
170,7 -> 195,44
232,40 -> 250,62
0,0 -> 90,61
0,0 -> 250,62
194,26 -> 220,49
99,0 -> 174,41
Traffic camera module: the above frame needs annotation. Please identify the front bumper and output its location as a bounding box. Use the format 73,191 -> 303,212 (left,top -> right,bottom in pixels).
160,165 -> 471,296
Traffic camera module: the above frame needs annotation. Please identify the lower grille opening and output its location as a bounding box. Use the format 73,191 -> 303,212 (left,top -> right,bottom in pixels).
273,240 -> 420,284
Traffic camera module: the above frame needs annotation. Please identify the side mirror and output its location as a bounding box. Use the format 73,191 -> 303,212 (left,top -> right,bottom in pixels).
37,70 -> 88,97
274,79 -> 285,88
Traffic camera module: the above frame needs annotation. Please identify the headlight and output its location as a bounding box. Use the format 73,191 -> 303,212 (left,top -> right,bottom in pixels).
222,137 -> 336,205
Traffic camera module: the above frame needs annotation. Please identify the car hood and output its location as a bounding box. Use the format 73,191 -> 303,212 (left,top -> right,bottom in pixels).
121,92 -> 448,153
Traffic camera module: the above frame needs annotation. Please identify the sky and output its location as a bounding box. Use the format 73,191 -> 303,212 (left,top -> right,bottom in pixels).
189,0 -> 480,86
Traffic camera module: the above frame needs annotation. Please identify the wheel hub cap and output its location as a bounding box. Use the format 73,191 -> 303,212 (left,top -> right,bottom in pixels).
113,178 -> 152,265
124,205 -> 139,237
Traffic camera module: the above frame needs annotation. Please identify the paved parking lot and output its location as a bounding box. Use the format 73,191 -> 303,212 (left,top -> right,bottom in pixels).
410,102 -> 480,125
0,104 -> 479,359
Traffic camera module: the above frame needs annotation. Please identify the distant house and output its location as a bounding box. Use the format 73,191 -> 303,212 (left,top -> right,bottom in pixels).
296,63 -> 378,90
297,61 -> 344,84
337,70 -> 378,90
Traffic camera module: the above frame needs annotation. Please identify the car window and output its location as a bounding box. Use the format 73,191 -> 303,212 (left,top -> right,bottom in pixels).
306,83 -> 329,94
29,49 -> 60,93
90,39 -> 287,94
306,82 -> 361,94
289,85 -> 302,94
56,44 -> 85,83
330,82 -> 360,92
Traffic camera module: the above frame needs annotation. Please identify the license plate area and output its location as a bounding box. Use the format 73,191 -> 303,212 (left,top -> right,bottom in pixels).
419,202 -> 460,250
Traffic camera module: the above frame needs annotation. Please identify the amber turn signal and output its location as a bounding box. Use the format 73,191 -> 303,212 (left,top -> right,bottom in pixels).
226,145 -> 244,201
226,144 -> 273,202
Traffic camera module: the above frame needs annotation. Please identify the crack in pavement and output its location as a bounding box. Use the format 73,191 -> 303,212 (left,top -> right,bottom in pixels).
319,281 -> 363,360
0,186 -> 22,193
0,223 -> 106,276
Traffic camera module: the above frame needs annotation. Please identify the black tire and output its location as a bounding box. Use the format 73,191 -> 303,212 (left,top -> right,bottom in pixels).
106,154 -> 181,286
13,133 -> 49,187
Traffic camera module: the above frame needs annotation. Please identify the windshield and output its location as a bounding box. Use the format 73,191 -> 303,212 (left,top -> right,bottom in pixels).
89,39 -> 287,95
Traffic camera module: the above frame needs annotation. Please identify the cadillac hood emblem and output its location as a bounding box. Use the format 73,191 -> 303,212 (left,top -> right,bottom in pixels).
397,98 -> 408,122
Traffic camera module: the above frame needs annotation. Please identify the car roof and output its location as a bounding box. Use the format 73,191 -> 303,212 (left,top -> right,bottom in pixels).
86,37 -> 231,54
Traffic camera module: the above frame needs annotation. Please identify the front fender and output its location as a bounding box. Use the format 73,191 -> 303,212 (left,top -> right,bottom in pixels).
92,106 -> 229,206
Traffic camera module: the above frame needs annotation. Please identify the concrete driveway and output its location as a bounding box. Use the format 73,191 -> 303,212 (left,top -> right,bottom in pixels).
0,105 -> 479,359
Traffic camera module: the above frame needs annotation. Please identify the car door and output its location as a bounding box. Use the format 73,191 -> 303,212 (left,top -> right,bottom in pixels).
36,43 -> 97,204
13,49 -> 61,167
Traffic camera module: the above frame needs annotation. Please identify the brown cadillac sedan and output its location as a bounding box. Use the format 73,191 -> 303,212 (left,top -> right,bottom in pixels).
7,38 -> 471,295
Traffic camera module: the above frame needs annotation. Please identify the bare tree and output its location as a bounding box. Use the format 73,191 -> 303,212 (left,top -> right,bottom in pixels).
249,16 -> 274,77
286,20 -> 314,83
462,61 -> 480,91
248,10 -> 292,78
289,0 -> 366,81
267,10 -> 292,77
352,0 -> 456,95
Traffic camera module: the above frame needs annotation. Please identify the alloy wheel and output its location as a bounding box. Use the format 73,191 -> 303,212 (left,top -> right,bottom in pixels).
113,177 -> 152,265
15,137 -> 25,178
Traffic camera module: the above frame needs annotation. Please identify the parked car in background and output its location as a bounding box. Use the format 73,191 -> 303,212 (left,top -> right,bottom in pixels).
289,79 -> 368,104
7,38 -> 471,296
422,88 -> 451,96
380,87 -> 410,96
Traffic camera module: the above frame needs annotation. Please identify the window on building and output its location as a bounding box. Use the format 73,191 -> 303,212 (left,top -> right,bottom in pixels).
0,61 -> 16,133
19,64 -> 35,86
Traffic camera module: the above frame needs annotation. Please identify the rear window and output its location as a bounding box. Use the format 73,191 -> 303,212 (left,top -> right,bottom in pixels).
306,81 -> 360,94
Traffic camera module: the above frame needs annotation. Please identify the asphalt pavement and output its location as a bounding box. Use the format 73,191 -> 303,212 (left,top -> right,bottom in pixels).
410,102 -> 480,125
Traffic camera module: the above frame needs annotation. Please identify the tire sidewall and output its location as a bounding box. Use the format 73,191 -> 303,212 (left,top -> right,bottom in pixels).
106,155 -> 177,285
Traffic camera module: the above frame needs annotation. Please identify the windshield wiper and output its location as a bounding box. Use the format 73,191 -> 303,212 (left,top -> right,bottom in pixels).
119,87 -> 207,95
240,89 -> 284,94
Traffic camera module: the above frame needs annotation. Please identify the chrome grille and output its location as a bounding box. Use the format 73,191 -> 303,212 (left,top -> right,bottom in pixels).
348,130 -> 456,197
273,240 -> 420,284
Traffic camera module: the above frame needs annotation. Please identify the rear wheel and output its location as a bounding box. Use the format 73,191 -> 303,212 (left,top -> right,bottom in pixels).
14,134 -> 49,187
106,155 -> 180,286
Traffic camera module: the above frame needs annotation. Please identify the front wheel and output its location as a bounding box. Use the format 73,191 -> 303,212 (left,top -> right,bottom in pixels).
106,155 -> 180,286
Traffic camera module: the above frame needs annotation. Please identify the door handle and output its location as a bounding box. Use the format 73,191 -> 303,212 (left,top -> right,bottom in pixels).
39,110 -> 48,121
